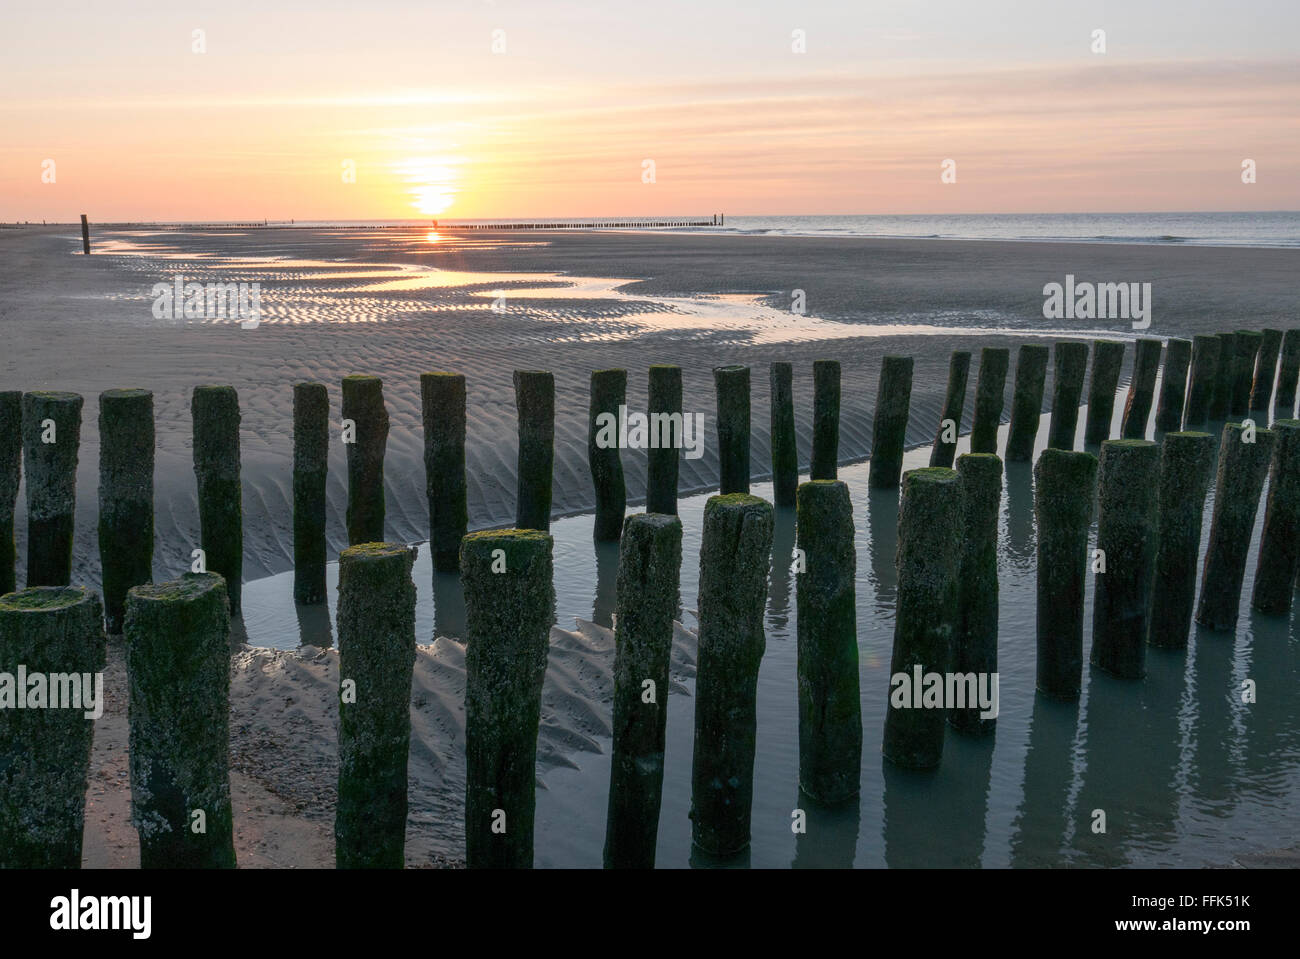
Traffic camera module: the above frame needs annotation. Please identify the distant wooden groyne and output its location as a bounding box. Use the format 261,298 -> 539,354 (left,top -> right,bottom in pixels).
28,215 -> 725,237
435,216 -> 723,230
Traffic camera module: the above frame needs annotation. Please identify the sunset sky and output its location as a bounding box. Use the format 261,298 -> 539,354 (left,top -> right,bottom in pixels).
3,0 -> 1298,221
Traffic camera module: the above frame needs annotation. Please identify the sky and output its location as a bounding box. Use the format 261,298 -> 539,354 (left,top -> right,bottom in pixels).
2,0 -> 1297,220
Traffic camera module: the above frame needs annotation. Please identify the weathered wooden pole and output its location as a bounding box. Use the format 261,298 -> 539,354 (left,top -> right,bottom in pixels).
292,382 -> 329,603
929,350 -> 971,468
462,528 -> 554,868
604,513 -> 683,868
1154,338 -> 1192,433
1120,338 -> 1162,439
420,372 -> 468,571
341,374 -> 389,544
882,468 -> 961,768
795,480 -> 860,802
1251,420 -> 1300,614
811,359 -> 841,481
1275,329 -> 1300,414
125,572 -> 235,868
1209,331 -> 1237,420
1033,448 -> 1098,700
80,214 -> 90,254
714,365 -> 750,495
1084,340 -> 1126,445
1005,344 -> 1049,462
1184,334 -> 1221,427
1148,432 -> 1216,648
690,493 -> 773,855
191,385 -> 242,614
769,362 -> 797,507
970,347 -> 1009,454
1196,422 -> 1276,631
335,542 -> 417,869
514,370 -> 555,530
646,365 -> 682,515
1230,330 -> 1262,417
1047,341 -> 1088,450
98,389 -> 154,634
22,391 -> 83,588
1250,328 -> 1282,411
870,355 -> 913,488
588,369 -> 627,541
0,392 -> 21,597
950,453 -> 1002,735
0,586 -> 105,867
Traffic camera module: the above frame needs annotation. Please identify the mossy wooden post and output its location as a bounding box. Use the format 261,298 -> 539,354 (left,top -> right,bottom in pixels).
870,355 -> 913,488
811,359 -> 841,481
1047,341 -> 1088,450
769,362 -> 797,506
1154,338 -> 1192,433
1275,329 -> 1300,413
0,392 -> 22,597
604,513 -> 682,868
21,391 -> 83,588
1195,422 -> 1275,631
1250,328 -> 1282,412
930,351 -> 971,468
1230,330 -> 1262,418
1120,339 -> 1162,439
335,543 -> 416,869
588,369 -> 627,541
1084,340 -> 1126,445
420,372 -> 468,571
514,370 -> 554,531
1251,420 -> 1300,614
1184,334 -> 1221,427
341,375 -> 388,545
98,389 -> 154,634
191,387 -> 242,619
0,586 -> 105,868
970,347 -> 1009,454
882,468 -> 961,768
795,480 -> 860,802
646,365 -> 682,515
124,573 -> 235,868
1148,432 -> 1216,648
714,365 -> 750,495
690,493 -> 773,855
292,382 -> 329,604
1005,344 -> 1048,462
1209,331 -> 1237,420
951,454 -> 1001,735
462,528 -> 554,868
80,214 -> 90,254
1033,449 -> 1098,700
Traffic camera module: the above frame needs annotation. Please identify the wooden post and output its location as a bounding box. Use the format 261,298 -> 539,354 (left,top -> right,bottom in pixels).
1154,338 -> 1192,433
1230,330 -> 1262,418
80,214 -> 90,254
1120,338 -> 1162,439
1250,328 -> 1282,411
929,351 -> 971,468
769,362 -> 797,507
1148,432 -> 1216,648
588,369 -> 627,541
1208,331 -> 1237,420
1274,329 -> 1300,414
870,355 -> 913,488
514,370 -> 555,531
970,348 -> 1009,454
0,392 -> 21,597
98,389 -> 154,633
22,391 -> 83,588
191,385 -> 242,614
714,365 -> 751,495
646,365 -> 682,515
1251,420 -> 1300,614
1047,341 -> 1088,450
292,382 -> 329,603
342,374 -> 389,545
950,453 -> 1002,735
1006,344 -> 1049,462
420,372 -> 468,571
811,359 -> 841,480
1184,334 -> 1221,427
1084,340 -> 1126,445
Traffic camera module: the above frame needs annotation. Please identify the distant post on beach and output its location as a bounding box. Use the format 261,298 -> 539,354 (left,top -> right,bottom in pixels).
0,392 -> 21,597
1047,341 -> 1088,450
421,372 -> 469,571
929,351 -> 970,468
514,370 -> 555,530
191,385 -> 242,614
1230,330 -> 1262,418
342,374 -> 389,545
869,355 -> 913,488
811,359 -> 841,481
1184,334 -> 1220,427
1005,344 -> 1048,462
80,214 -> 89,254
293,382 -> 329,604
1154,338 -> 1192,433
970,347 -> 1009,455
1120,338 -> 1161,439
646,365 -> 682,515
22,391 -> 84,588
769,362 -> 797,506
1084,340 -> 1125,445
588,369 -> 627,541
1275,329 -> 1300,414
1209,331 -> 1237,420
714,365 -> 751,495
98,388 -> 154,634
1250,328 -> 1282,412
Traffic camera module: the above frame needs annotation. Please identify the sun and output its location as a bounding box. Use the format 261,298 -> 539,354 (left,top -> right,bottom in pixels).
393,157 -> 460,217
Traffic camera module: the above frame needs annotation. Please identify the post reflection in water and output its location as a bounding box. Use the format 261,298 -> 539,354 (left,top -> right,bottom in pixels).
1009,695 -> 1080,867
432,570 -> 467,642
591,538 -> 620,629
792,788 -> 862,868
294,600 -> 334,648
866,487 -> 900,614
1002,460 -> 1034,567
767,506 -> 797,635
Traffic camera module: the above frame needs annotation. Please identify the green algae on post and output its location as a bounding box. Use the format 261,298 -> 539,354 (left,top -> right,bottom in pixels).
1047,341 -> 1088,451
1275,329 -> 1300,413
811,359 -> 841,481
1154,338 -> 1192,433
646,365 -> 683,515
191,386 -> 242,615
1251,420 -> 1300,615
1033,448 -> 1098,700
1196,422 -> 1275,631
1230,330 -> 1262,418
769,362 -> 797,506
1250,328 -> 1282,412
22,391 -> 83,588
1005,344 -> 1048,462
1149,432 -> 1216,648
0,392 -> 22,596
341,374 -> 388,545
292,382 -> 329,604
1084,340 -> 1125,445
604,513 -> 682,868
970,347 -> 1010,454
882,467 -> 961,768
125,573 -> 235,868
98,389 -> 154,634
1120,339 -> 1162,439
335,542 -> 416,869
950,454 -> 1001,735
1209,331 -> 1237,420
514,370 -> 555,530
869,355 -> 913,488
0,586 -> 105,868
714,365 -> 751,495
462,528 -> 554,868
929,350 -> 971,468
1184,334 -> 1221,427
420,372 -> 468,571
795,480 -> 860,802
690,493 -> 773,855
588,369 -> 627,541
